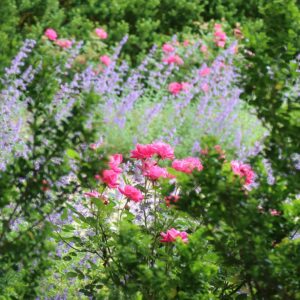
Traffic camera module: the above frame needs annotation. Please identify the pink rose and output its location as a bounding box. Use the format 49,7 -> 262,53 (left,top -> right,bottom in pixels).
183,40 -> 189,47
269,209 -> 281,216
95,28 -> 108,39
214,27 -> 227,48
143,165 -> 169,181
109,154 -> 123,173
55,39 -> 72,49
163,55 -> 184,65
131,144 -> 156,160
181,82 -> 192,92
214,23 -> 222,31
231,161 -> 255,186
160,228 -> 188,243
200,44 -> 208,53
101,169 -> 119,188
199,67 -> 211,77
84,191 -> 100,198
168,82 -> 182,95
172,157 -> 203,174
162,43 -> 175,53
100,55 -> 111,66
201,83 -> 209,93
119,185 -> 144,202
152,142 -> 175,160
44,28 -> 57,41
214,31 -> 227,40
216,40 -> 226,48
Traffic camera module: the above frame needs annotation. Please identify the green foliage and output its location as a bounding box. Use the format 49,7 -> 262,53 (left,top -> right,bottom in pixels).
0,47 -> 106,297
171,145 -> 300,298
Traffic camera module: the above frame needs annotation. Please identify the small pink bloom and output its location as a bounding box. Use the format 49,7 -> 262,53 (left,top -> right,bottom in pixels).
89,140 -> 103,150
89,143 -> 98,150
109,154 -> 123,173
45,28 -> 57,41
172,157 -> 203,174
214,27 -> 227,48
216,40 -> 226,48
152,142 -> 175,160
55,39 -> 72,48
163,55 -> 184,65
101,169 -> 119,188
214,23 -> 222,31
144,165 -> 169,181
269,209 -> 281,216
119,185 -> 144,203
131,144 -> 156,160
214,31 -> 227,40
200,44 -> 208,53
168,82 -> 182,95
231,161 -> 255,186
94,174 -> 101,180
199,67 -> 211,77
234,28 -> 243,39
181,82 -> 192,92
183,40 -> 189,47
160,228 -> 188,243
84,191 -> 100,198
162,43 -> 175,53
100,55 -> 111,66
95,28 -> 108,39
201,83 -> 209,93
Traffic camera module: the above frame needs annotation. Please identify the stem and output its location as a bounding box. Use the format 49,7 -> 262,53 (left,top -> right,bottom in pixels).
119,198 -> 129,221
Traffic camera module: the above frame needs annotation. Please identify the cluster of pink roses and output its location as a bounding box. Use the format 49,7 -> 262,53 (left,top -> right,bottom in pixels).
44,28 -> 73,49
44,27 -> 110,66
131,142 -> 203,177
160,228 -> 188,243
230,160 -> 255,186
162,54 -> 184,65
168,82 -> 191,95
214,24 -> 227,48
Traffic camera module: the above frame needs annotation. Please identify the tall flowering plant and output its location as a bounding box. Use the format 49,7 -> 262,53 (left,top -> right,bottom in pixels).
45,139 -> 300,299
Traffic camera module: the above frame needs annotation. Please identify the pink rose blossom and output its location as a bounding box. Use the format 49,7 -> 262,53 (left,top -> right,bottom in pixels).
199,67 -> 211,77
200,44 -> 208,53
168,82 -> 182,95
119,185 -> 144,203
181,82 -> 192,92
131,144 -> 156,160
201,83 -> 209,93
214,26 -> 227,48
101,169 -> 119,188
163,55 -> 184,65
162,43 -> 175,53
214,23 -> 222,31
231,161 -> 255,186
100,55 -> 111,66
84,191 -> 100,198
109,154 -> 123,173
95,28 -> 108,39
94,174 -> 101,180
216,40 -> 226,48
55,39 -> 72,49
44,28 -> 57,41
160,228 -> 188,243
183,40 -> 189,47
144,165 -> 169,181
152,142 -> 175,160
214,31 -> 227,40
172,157 -> 203,174
269,209 -> 281,216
